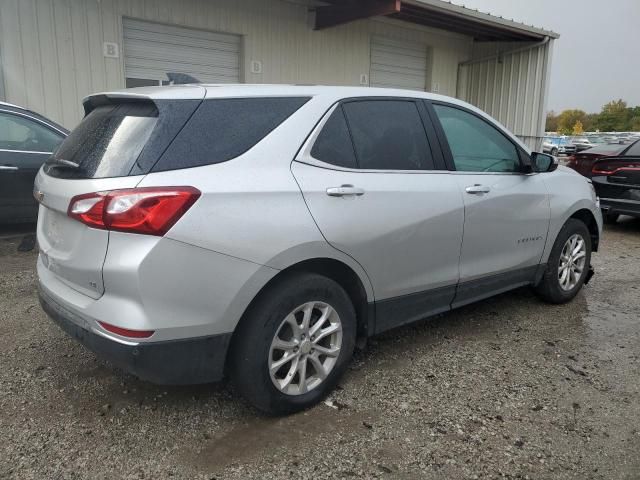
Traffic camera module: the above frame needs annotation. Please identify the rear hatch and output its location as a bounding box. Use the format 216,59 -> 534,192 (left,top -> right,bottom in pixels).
36,87 -> 205,298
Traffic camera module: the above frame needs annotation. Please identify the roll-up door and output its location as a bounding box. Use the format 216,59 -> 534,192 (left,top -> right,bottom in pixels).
122,18 -> 241,87
370,36 -> 428,91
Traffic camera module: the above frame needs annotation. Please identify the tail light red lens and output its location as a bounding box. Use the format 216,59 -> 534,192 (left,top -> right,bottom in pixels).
592,161 -> 640,175
98,321 -> 154,339
68,187 -> 200,236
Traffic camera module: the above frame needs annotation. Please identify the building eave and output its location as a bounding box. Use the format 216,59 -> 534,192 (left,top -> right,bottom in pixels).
314,0 -> 559,41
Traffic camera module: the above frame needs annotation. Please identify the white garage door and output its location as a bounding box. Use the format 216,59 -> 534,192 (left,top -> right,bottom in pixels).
370,36 -> 428,91
122,18 -> 241,87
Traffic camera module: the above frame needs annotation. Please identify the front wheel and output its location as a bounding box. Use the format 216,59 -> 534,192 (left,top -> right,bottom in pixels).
551,148 -> 559,156
534,219 -> 592,304
229,273 -> 356,415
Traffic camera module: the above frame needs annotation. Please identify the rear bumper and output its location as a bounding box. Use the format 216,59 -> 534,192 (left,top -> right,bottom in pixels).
600,197 -> 640,218
39,287 -> 232,385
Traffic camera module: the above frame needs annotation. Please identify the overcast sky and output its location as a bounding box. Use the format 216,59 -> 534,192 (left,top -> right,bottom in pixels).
450,0 -> 640,113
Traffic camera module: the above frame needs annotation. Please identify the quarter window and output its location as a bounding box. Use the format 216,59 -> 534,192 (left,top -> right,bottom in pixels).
433,104 -> 521,173
154,97 -> 310,172
625,140 -> 640,156
311,107 -> 358,169
0,112 -> 64,153
342,100 -> 434,170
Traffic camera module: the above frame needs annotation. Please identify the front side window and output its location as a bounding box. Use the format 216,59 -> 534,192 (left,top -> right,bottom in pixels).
433,104 -> 521,173
0,112 -> 64,153
342,100 -> 434,170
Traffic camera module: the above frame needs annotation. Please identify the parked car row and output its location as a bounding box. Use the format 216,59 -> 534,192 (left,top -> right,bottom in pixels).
543,133 -> 639,157
565,139 -> 640,223
0,102 -> 68,223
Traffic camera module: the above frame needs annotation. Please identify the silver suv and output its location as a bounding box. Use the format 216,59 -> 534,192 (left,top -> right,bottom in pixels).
36,86 -> 602,414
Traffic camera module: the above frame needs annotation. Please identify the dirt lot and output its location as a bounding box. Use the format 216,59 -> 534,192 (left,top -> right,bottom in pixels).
1,220 -> 639,480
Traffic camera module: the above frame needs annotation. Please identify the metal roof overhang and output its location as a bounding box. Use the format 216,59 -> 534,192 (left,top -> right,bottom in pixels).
315,0 -> 559,42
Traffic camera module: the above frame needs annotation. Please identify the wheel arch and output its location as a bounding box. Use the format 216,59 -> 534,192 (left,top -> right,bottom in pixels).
225,256 -> 374,375
569,208 -> 600,252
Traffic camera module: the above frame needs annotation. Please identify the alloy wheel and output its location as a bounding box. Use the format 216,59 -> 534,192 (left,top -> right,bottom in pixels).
268,301 -> 342,395
558,233 -> 587,291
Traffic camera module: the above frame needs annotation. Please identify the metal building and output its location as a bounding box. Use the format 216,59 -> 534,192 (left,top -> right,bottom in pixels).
0,0 -> 558,149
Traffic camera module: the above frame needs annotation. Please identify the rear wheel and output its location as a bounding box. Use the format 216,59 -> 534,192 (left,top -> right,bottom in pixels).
551,147 -> 559,156
229,273 -> 356,415
603,212 -> 619,225
534,219 -> 592,304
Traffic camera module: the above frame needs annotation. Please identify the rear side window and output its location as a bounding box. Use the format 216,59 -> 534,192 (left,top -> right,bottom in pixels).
342,100 -> 434,170
153,97 -> 310,172
311,107 -> 357,168
45,102 -> 158,178
625,140 -> 640,156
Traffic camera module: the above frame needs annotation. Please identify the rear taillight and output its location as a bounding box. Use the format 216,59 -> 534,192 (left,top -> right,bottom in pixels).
592,161 -> 640,175
68,187 -> 200,236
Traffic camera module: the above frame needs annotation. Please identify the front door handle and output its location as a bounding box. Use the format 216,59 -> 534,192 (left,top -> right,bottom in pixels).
465,184 -> 490,194
0,165 -> 18,171
326,185 -> 365,197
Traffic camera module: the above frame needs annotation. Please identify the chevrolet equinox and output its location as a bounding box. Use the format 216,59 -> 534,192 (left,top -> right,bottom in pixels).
36,85 -> 602,414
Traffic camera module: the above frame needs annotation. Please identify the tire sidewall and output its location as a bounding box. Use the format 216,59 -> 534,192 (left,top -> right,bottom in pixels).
231,273 -> 356,415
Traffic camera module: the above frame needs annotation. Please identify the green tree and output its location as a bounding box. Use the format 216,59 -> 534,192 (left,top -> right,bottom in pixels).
557,109 -> 587,135
582,113 -> 598,132
595,99 -> 630,131
545,111 -> 559,132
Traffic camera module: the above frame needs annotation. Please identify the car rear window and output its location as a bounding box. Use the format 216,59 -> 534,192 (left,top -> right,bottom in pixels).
44,97 -> 309,179
152,97 -> 310,172
44,102 -> 159,179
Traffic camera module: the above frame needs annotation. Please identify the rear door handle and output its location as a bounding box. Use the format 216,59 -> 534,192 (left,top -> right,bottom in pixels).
0,165 -> 18,171
326,185 -> 365,197
465,184 -> 490,194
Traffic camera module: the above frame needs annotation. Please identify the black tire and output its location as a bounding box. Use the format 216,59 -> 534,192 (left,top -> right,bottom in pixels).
534,219 -> 592,304
551,148 -> 559,156
603,212 -> 619,225
229,272 -> 356,415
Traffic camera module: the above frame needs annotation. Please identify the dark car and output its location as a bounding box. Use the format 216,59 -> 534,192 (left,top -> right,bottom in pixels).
565,143 -> 632,178
590,140 -> 640,224
0,102 -> 68,223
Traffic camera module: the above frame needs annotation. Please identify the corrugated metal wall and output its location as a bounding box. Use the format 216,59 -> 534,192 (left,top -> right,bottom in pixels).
0,0 -> 473,128
457,40 -> 553,151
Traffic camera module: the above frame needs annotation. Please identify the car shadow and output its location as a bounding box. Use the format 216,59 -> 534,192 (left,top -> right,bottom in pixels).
605,215 -> 640,234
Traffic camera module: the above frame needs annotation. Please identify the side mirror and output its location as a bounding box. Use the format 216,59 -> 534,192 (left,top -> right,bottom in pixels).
530,152 -> 558,173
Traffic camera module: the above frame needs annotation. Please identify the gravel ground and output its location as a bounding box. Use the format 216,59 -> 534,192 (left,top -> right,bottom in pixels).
1,220 -> 639,479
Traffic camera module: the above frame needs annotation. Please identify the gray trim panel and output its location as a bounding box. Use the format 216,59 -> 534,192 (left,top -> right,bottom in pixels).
372,265 -> 540,335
